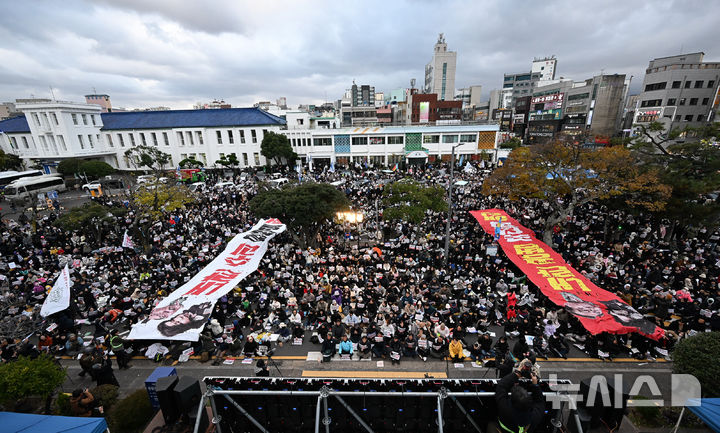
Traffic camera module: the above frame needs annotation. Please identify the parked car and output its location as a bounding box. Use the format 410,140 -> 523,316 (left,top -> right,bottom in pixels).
136,175 -> 156,184
214,181 -> 235,189
188,182 -> 206,192
81,182 -> 102,191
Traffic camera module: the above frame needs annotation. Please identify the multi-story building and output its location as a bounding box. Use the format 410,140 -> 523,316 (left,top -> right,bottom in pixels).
0,100 -> 286,171
455,86 -> 483,108
351,83 -> 375,107
85,94 -> 113,112
408,93 -> 462,125
561,74 -> 626,139
424,33 -> 457,101
531,56 -> 557,81
632,52 -> 720,133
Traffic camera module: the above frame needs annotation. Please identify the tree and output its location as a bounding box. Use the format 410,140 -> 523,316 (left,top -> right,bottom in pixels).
178,157 -> 203,168
382,179 -> 448,223
499,137 -> 522,150
54,202 -> 126,243
216,153 -> 240,171
482,140 -> 671,244
260,131 -> 297,167
57,158 -> 82,176
78,160 -> 115,179
672,332 -> 720,397
130,183 -> 195,248
0,354 -> 66,412
124,145 -> 172,173
249,182 -> 350,248
0,149 -> 24,171
631,122 -> 720,236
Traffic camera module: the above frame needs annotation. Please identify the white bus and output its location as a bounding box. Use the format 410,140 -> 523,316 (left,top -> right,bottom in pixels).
0,170 -> 44,189
3,175 -> 66,201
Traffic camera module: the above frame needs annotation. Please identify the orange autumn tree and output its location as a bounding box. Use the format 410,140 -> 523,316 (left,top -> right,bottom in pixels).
482,141 -> 670,244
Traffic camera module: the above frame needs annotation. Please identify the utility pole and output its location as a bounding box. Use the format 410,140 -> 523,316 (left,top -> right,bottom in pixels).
443,143 -> 468,265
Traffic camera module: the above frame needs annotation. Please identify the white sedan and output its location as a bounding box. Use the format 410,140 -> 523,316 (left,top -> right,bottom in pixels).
82,182 -> 102,191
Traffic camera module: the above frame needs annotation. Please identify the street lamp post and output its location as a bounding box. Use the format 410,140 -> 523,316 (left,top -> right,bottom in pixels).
443,143 -> 468,266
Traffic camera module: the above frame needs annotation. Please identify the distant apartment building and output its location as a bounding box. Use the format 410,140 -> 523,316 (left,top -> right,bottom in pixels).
408,93 -> 462,125
632,52 -> 720,133
531,56 -> 557,81
85,94 -> 113,112
351,83 -> 375,107
424,33 -> 457,101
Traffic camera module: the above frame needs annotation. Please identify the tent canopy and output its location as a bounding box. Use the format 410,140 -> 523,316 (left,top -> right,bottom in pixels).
687,398 -> 720,432
0,411 -> 108,433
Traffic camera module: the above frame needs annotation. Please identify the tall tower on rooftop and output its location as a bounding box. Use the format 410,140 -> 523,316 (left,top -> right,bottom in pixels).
424,33 -> 457,101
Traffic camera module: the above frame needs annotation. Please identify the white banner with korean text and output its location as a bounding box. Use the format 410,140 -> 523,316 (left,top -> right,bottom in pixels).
128,219 -> 286,341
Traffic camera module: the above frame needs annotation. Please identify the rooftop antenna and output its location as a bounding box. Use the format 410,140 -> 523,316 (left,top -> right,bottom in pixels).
92,87 -> 97,94
49,86 -> 56,101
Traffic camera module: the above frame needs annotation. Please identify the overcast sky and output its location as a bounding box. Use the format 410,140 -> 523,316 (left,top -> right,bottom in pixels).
0,0 -> 716,110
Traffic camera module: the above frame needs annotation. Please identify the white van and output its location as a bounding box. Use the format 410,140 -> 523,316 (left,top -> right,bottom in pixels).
136,175 -> 156,185
3,175 -> 66,201
268,178 -> 289,187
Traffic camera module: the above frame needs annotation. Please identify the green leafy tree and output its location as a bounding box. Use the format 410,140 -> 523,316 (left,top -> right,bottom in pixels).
483,140 -> 671,244
78,160 -> 115,179
108,389 -> 154,433
216,153 -> 240,171
260,131 -> 298,167
0,149 -> 24,170
130,183 -> 195,249
57,158 -> 82,176
124,145 -> 172,173
178,157 -> 203,168
54,202 -> 127,243
382,179 -> 448,223
0,354 -> 66,412
631,122 -> 720,237
672,331 -> 720,397
499,137 -> 522,150
250,182 -> 350,248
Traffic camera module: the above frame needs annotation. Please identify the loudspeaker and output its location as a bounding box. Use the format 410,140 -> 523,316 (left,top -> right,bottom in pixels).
156,375 -> 179,425
173,376 -> 203,417
578,377 -> 630,430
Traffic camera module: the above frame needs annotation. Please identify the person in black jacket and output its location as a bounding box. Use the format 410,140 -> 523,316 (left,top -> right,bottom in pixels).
321,333 -> 335,362
494,369 -> 545,433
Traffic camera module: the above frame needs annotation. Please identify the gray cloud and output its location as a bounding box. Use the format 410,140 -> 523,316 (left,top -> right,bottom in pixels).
0,0 -> 716,109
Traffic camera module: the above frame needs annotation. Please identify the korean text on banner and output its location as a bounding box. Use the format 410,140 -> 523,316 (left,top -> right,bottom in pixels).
128,219 -> 286,341
470,209 -> 664,340
40,264 -> 73,317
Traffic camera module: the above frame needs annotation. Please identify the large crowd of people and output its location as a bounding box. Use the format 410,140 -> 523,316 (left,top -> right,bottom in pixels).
1,160 -> 719,380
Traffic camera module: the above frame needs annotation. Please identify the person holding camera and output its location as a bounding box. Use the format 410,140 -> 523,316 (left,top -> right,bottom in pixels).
70,388 -> 95,417
494,360 -> 545,433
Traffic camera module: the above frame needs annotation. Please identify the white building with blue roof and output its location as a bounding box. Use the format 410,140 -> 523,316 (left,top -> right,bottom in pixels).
0,100 -> 501,172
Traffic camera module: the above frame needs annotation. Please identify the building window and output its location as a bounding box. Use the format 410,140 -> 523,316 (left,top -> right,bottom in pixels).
151,132 -> 158,146
82,114 -> 88,125
442,135 -> 459,143
51,113 -> 59,125
199,153 -> 207,164
78,135 -> 84,150
91,115 -> 97,126
684,115 -> 693,121
88,135 -> 94,148
702,98 -> 710,105
697,114 -> 705,122
644,82 -> 667,91
460,134 -> 477,143
684,81 -> 691,88
177,132 -> 185,146
351,136 -> 368,145
57,136 -> 66,151
694,80 -> 704,88
196,131 -> 204,145
96,134 -> 100,146
387,136 -> 404,144
163,132 -> 169,146
679,98 -> 686,106
253,152 -> 260,165
180,153 -> 188,160
216,130 -> 223,144
640,99 -> 663,107
186,131 -> 194,145
689,98 -> 698,105
228,130 -> 234,144
243,153 -> 249,166
9,137 -> 18,150
369,137 -> 385,145
71,114 -> 78,125
140,132 -> 147,145
251,130 -> 257,143
129,134 -> 136,146
423,135 -> 440,144
118,134 -> 125,147
21,137 -> 29,149
708,80 -> 715,88
667,98 -> 677,106
106,134 -> 114,147
675,115 -> 681,122
239,130 -> 246,144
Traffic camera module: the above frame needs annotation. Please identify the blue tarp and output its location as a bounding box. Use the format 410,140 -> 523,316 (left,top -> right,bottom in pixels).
0,411 -> 108,433
687,398 -> 720,432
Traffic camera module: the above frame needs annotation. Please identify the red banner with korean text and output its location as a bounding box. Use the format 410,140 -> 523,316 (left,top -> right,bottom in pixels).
129,219 -> 286,341
470,209 -> 664,340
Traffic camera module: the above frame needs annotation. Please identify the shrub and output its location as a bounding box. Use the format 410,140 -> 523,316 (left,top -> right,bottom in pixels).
54,393 -> 72,416
108,389 -> 154,433
0,354 -> 66,407
672,331 -> 720,397
90,384 -> 119,412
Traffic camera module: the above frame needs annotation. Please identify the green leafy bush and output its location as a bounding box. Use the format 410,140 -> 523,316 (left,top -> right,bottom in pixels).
0,354 -> 66,407
672,331 -> 720,397
54,392 -> 72,416
108,389 -> 154,433
91,384 -> 119,412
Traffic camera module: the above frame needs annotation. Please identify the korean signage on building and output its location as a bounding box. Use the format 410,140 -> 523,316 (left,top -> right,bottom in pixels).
531,93 -> 564,110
